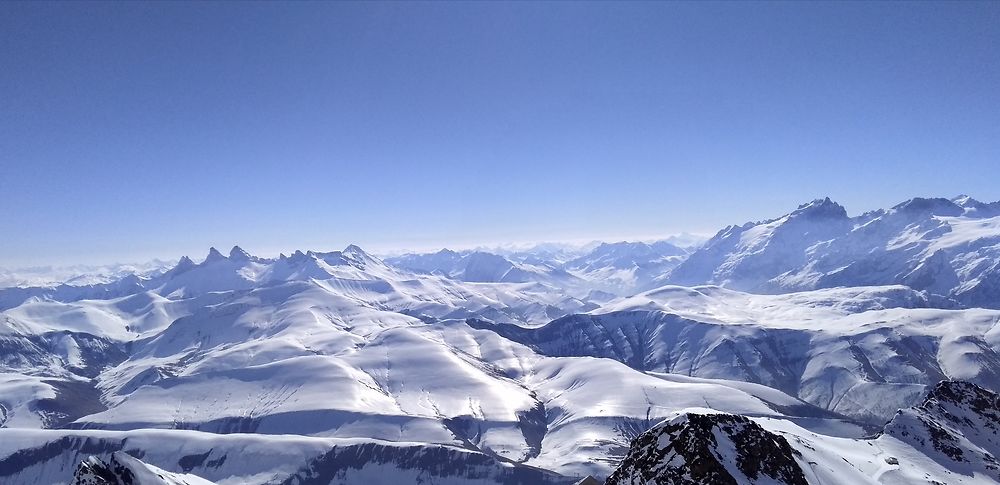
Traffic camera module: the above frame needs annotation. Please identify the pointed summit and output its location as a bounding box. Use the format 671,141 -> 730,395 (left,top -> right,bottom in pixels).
343,244 -> 368,256
229,245 -> 251,262
165,255 -> 196,277
342,244 -> 384,268
204,247 -> 227,264
789,197 -> 847,219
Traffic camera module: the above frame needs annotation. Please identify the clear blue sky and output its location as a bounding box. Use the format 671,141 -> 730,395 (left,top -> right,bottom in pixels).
2,1 -> 998,265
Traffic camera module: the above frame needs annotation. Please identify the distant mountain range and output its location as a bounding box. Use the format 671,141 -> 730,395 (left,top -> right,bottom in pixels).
385,239 -> 690,297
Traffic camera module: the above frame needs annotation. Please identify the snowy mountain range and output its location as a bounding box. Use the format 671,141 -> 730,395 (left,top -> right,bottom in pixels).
3,196 -> 1000,484
668,196 -> 1000,308
386,240 -> 691,297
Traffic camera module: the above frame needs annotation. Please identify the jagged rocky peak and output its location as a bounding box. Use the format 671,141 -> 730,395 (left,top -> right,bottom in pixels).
73,455 -> 124,485
228,245 -> 252,262
203,247 -> 227,264
924,380 -> 1000,415
73,451 -> 214,485
788,197 -> 848,220
166,255 -> 197,276
273,249 -> 309,266
882,380 -> 1000,477
606,413 -> 808,485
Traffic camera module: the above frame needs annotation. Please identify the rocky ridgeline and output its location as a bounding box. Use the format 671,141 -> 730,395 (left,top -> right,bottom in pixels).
882,381 -> 1000,480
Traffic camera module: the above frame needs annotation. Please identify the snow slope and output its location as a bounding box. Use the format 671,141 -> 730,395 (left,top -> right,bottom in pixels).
476,284 -> 1000,424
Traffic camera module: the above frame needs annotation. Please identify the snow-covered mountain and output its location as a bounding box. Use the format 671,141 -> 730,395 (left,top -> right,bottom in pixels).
561,241 -> 689,295
474,284 -> 1000,425
668,196 -> 1000,308
385,249 -> 587,293
387,239 -> 690,297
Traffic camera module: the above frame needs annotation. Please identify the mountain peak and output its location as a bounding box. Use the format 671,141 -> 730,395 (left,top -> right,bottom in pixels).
952,194 -> 979,206
229,245 -> 251,262
789,197 -> 847,219
204,247 -> 227,264
342,245 -> 385,268
891,197 -> 963,216
159,255 -> 197,279
343,244 -> 369,257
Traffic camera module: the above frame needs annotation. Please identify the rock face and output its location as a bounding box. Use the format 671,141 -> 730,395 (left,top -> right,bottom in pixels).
71,451 -> 215,485
73,453 -> 145,485
605,413 -> 808,485
881,381 -> 1000,480
73,455 -> 126,485
603,381 -> 1000,485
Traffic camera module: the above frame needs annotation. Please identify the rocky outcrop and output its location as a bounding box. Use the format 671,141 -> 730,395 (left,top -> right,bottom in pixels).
881,381 -> 1000,479
72,451 -> 214,485
605,413 -> 807,485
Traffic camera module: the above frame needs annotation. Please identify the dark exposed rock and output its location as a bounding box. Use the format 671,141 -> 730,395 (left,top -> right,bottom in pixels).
882,380 -> 1000,478
71,453 -> 137,485
605,413 -> 808,485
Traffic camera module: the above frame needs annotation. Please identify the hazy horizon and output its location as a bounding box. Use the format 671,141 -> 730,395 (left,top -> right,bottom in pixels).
1,192 -> 990,268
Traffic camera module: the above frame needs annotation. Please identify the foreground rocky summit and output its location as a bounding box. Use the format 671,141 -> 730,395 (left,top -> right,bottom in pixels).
606,413 -> 808,485
606,381 -> 1000,485
73,451 -> 213,485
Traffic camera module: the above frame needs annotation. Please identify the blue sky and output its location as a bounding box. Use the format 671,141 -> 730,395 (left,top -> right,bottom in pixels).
2,2 -> 998,265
